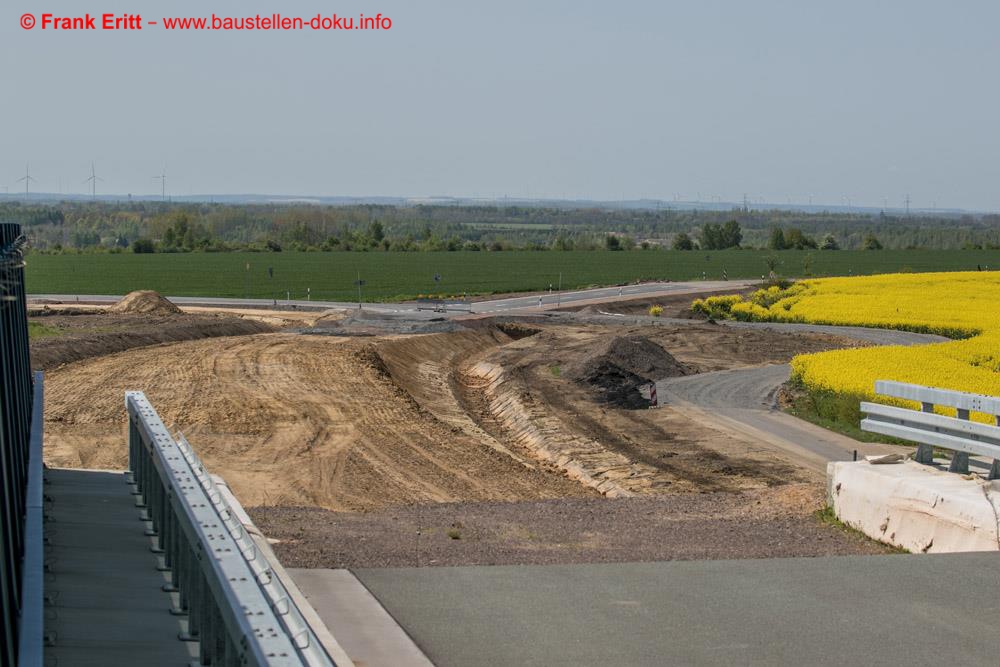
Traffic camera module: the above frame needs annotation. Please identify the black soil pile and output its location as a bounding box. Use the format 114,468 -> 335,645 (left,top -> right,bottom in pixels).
566,335 -> 691,408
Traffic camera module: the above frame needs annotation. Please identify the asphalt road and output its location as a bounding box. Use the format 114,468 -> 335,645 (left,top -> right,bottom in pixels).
353,552 -> 1000,666
656,324 -> 948,470
29,279 -> 751,315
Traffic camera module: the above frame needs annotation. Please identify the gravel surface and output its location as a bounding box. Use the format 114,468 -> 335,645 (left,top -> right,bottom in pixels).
249,484 -> 893,569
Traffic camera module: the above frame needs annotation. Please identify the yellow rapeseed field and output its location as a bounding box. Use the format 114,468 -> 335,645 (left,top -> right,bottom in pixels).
693,272 -> 1000,421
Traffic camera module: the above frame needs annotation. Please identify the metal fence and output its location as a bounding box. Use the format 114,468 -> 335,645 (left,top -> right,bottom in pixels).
0,222 -> 44,667
861,380 -> 1000,478
126,391 -> 338,666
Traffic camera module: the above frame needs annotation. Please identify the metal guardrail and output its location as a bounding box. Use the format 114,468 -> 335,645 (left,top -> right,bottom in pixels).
861,380 -> 1000,478
0,221 -> 44,667
126,391 -> 338,666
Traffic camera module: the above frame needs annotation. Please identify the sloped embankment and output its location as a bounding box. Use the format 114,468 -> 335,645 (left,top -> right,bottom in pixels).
464,360 -> 660,497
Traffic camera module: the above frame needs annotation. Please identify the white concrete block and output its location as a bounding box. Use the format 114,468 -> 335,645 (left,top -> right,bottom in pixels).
827,459 -> 1000,553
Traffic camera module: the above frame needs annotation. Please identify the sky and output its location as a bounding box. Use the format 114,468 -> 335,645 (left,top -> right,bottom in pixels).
2,1 -> 999,210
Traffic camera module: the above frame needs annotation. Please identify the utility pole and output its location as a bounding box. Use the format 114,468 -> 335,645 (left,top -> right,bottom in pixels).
904,194 -> 911,216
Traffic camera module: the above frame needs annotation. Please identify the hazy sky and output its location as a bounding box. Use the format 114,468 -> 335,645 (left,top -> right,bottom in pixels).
3,1 -> 999,209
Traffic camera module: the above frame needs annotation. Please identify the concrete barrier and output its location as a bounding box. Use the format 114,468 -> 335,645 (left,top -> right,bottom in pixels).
828,459 -> 1000,553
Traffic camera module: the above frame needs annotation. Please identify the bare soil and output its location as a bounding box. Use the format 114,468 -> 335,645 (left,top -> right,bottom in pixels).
43,331 -> 591,510
29,312 -> 274,369
37,299 -> 888,563
250,484 -> 893,568
454,323 -> 861,495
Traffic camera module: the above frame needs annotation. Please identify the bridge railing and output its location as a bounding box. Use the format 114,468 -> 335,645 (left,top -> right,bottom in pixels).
0,221 -> 44,667
126,391 -> 338,666
860,380 -> 1000,478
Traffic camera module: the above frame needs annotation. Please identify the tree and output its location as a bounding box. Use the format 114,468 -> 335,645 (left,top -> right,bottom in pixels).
863,233 -> 883,250
369,221 -> 385,244
820,234 -> 840,250
721,220 -> 742,248
785,228 -> 817,250
768,227 -> 788,250
700,223 -> 723,250
672,232 -> 694,251
605,234 -> 622,251
131,238 -> 155,253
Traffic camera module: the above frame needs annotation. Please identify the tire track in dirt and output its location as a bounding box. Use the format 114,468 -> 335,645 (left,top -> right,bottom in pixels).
44,332 -> 591,510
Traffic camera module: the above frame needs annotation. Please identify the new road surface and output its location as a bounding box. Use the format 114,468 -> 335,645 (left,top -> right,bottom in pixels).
29,279 -> 751,315
656,323 -> 948,472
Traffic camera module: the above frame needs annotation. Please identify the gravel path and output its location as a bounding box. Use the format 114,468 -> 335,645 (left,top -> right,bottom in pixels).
250,485 -> 892,569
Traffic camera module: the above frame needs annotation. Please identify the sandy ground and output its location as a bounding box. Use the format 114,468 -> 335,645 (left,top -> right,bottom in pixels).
43,331 -> 591,510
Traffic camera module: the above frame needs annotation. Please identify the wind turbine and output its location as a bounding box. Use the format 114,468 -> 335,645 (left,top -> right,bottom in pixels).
152,167 -> 167,200
84,162 -> 104,199
16,163 -> 36,198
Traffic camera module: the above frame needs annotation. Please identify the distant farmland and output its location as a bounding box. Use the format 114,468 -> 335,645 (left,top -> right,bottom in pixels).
25,250 -> 1000,302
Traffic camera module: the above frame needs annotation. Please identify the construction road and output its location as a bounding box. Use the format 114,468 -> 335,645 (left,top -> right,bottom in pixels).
657,323 -> 948,471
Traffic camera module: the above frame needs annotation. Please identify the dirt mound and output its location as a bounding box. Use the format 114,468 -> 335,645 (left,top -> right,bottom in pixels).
109,291 -> 182,315
566,335 -> 691,408
43,332 -> 589,510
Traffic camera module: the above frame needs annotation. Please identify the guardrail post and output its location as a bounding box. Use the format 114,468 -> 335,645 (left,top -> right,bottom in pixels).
949,408 -> 971,474
914,401 -> 937,464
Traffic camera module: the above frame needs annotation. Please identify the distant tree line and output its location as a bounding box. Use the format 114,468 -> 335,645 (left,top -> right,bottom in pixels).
2,200 -> 999,254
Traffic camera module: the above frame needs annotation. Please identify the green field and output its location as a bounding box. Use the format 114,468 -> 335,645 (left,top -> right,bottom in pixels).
24,250 -> 1000,302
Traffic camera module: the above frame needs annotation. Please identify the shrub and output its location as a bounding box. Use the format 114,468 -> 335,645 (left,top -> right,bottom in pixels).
131,238 -> 155,254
